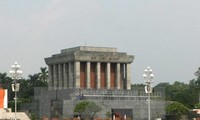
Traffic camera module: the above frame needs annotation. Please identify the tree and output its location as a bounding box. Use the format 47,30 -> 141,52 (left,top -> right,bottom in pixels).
0,72 -> 12,88
191,67 -> 200,87
154,82 -> 171,100
194,103 -> 200,109
28,74 -> 39,87
131,84 -> 145,90
194,67 -> 200,79
38,67 -> 48,82
187,67 -> 200,108
169,82 -> 190,105
166,102 -> 189,120
105,111 -> 111,118
18,79 -> 30,99
131,84 -> 146,96
74,101 -> 102,119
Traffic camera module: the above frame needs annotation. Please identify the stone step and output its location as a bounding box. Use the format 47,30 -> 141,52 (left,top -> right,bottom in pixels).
0,112 -> 30,120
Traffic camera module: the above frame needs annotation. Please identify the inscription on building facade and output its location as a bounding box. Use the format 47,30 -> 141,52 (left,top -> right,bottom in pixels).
91,55 -> 120,61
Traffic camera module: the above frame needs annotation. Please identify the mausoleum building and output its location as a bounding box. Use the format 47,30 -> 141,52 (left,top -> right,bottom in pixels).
22,46 -> 166,120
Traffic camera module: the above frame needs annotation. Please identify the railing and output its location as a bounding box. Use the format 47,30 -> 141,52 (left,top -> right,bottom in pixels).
73,89 -> 163,101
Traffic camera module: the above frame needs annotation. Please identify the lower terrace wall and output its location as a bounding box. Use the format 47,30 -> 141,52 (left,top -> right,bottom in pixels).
21,87 -> 166,120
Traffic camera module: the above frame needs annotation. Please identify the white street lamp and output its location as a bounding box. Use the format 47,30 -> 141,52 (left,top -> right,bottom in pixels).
10,62 -> 22,120
143,66 -> 154,120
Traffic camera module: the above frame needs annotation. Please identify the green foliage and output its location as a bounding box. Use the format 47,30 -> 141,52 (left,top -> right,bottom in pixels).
167,81 -> 193,108
105,111 -> 111,118
8,100 -> 22,112
8,101 -> 15,112
0,73 -> 12,88
131,84 -> 146,96
38,67 -> 48,82
131,84 -> 145,90
74,101 -> 89,114
155,82 -> 171,100
194,103 -> 200,109
166,102 -> 189,119
31,114 -> 36,120
74,101 -> 102,118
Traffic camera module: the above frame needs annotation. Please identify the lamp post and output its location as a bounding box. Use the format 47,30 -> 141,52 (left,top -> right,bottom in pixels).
143,66 -> 154,120
10,62 -> 22,120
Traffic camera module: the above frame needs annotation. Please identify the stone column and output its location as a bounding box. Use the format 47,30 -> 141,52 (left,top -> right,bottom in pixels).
106,63 -> 110,89
69,62 -> 74,88
86,62 -> 91,89
74,61 -> 80,88
63,63 -> 68,89
126,64 -> 131,90
120,64 -> 125,89
96,62 -> 101,89
58,64 -> 63,89
116,63 -> 120,89
53,64 -> 58,90
48,65 -> 53,90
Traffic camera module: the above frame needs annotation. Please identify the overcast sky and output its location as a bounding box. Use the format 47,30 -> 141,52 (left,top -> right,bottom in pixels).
1,0 -> 200,85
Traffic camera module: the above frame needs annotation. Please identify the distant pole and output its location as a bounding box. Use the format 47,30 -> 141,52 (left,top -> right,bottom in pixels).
143,66 -> 154,120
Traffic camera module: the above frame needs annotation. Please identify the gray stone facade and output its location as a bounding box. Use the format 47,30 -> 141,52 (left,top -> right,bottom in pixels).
32,88 -> 166,120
